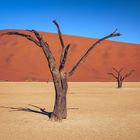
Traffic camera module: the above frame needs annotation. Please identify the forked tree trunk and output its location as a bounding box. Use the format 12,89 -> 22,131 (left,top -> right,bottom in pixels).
49,69 -> 68,121
2,21 -> 121,121
117,80 -> 123,88
41,45 -> 68,121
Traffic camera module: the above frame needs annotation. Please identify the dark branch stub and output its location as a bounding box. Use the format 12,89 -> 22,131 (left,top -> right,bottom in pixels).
59,44 -> 70,70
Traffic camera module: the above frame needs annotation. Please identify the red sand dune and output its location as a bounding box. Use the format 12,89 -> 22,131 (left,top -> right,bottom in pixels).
0,30 -> 140,82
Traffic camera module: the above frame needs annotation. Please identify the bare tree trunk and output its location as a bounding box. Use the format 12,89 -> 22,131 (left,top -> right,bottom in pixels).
51,85 -> 67,121
117,80 -> 123,88
50,69 -> 68,121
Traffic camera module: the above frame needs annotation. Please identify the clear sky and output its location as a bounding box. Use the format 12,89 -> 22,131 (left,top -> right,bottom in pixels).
0,0 -> 140,44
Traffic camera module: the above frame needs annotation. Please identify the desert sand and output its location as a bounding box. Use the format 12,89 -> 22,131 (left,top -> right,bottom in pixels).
0,30 -> 140,82
0,82 -> 140,140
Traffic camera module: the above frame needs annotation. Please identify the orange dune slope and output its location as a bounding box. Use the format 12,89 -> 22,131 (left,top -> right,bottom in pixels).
0,30 -> 140,81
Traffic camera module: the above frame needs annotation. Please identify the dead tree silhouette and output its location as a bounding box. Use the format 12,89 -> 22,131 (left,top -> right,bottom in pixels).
108,67 -> 134,88
1,20 -> 121,121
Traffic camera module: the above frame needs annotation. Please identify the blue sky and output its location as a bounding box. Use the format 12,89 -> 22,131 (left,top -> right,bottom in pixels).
0,0 -> 140,44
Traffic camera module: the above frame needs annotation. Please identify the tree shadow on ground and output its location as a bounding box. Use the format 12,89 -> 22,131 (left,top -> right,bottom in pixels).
0,104 -> 52,119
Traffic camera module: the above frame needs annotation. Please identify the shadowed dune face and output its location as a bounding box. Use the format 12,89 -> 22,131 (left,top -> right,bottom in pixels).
0,29 -> 140,82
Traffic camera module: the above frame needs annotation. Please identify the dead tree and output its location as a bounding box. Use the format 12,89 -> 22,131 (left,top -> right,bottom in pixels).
1,20 -> 121,121
108,67 -> 134,88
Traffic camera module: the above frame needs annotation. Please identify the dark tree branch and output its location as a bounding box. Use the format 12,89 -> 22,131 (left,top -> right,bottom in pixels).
27,30 -> 51,55
68,30 -> 121,77
112,67 -> 123,81
108,72 -> 118,79
26,30 -> 56,65
2,30 -> 57,73
59,44 -> 70,71
112,28 -> 118,34
122,70 -> 135,80
26,29 -> 44,42
53,20 -> 70,71
112,67 -> 123,73
53,20 -> 65,49
108,68 -> 134,81
2,32 -> 41,47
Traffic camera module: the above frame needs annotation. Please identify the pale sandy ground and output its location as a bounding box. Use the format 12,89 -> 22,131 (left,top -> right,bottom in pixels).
0,82 -> 140,140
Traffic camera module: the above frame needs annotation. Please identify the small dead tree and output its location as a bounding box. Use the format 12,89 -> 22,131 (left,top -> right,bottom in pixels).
1,20 -> 121,121
108,67 -> 134,88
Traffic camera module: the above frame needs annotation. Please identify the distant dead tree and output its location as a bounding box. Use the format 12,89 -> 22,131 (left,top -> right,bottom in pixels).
1,20 -> 121,121
108,67 -> 134,88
